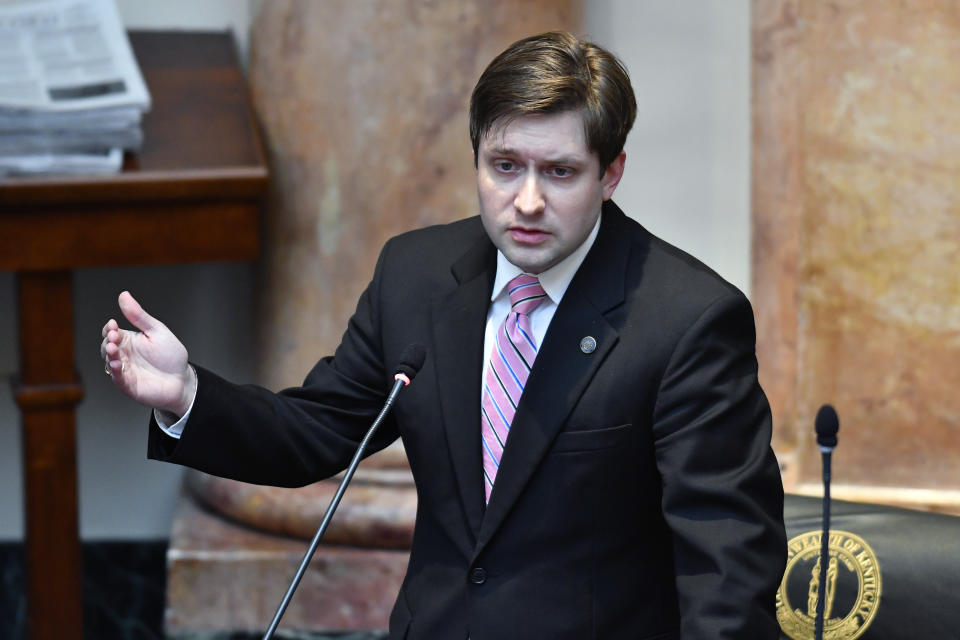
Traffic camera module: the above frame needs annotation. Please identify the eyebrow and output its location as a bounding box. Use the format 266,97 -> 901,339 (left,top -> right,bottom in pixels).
484,147 -> 585,166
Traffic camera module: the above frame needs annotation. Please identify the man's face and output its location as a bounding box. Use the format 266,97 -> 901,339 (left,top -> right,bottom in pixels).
476,111 -> 624,274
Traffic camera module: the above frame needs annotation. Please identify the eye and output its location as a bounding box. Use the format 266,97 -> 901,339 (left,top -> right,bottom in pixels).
494,160 -> 515,172
549,166 -> 573,178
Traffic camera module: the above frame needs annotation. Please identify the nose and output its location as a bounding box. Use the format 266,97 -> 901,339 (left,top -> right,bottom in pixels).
514,173 -> 545,215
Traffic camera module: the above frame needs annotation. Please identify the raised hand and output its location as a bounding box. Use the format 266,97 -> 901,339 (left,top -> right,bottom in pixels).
100,291 -> 197,417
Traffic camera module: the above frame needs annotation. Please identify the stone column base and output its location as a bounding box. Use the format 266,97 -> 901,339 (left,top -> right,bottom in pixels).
165,488 -> 408,637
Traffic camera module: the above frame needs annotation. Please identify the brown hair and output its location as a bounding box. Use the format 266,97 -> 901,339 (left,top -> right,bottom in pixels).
469,31 -> 637,175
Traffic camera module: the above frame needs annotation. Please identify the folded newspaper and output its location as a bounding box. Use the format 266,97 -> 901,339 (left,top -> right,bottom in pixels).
0,0 -> 151,176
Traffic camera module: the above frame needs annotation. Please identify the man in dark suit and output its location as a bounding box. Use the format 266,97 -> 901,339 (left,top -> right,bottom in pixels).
101,32 -> 785,639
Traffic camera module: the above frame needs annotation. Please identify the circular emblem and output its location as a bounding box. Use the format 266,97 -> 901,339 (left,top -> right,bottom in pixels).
579,336 -> 597,354
777,530 -> 882,640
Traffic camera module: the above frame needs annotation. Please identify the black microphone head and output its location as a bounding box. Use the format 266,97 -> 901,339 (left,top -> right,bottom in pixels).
815,404 -> 839,449
395,343 -> 426,382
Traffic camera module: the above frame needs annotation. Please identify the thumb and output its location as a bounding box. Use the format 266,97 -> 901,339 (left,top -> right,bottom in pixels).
118,291 -> 162,334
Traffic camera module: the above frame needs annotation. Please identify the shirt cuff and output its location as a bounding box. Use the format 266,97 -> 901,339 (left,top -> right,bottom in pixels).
153,371 -> 197,439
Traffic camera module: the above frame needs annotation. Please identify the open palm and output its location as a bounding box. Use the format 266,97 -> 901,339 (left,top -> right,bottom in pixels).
100,291 -> 196,416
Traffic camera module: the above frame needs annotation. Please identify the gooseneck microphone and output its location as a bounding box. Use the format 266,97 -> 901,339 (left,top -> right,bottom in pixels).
816,405 -> 839,451
262,344 -> 427,640
813,404 -> 839,640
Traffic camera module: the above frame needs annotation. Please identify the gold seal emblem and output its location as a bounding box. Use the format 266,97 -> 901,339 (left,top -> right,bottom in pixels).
777,530 -> 882,640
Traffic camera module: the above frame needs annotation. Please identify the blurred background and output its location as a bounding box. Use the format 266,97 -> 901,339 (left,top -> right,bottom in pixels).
0,0 -> 753,544
2,0 -> 957,638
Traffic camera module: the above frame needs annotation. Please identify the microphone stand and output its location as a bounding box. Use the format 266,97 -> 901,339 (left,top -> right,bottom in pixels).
261,374 -> 410,640
814,447 -> 832,640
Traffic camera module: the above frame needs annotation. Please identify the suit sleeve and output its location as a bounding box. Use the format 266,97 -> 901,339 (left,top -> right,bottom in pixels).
651,292 -> 786,639
147,239 -> 401,488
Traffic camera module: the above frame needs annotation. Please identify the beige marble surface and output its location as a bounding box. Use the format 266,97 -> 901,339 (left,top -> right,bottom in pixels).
752,0 -> 960,510
187,442 -> 416,548
166,491 -> 409,634
249,0 -> 583,390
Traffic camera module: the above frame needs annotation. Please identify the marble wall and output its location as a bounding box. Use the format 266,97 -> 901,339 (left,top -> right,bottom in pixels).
249,1 -> 583,390
752,0 -> 960,511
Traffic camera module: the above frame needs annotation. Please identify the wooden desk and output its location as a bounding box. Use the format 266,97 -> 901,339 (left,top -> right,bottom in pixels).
0,31 -> 267,639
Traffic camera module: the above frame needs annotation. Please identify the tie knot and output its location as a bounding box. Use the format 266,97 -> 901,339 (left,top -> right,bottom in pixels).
507,274 -> 546,315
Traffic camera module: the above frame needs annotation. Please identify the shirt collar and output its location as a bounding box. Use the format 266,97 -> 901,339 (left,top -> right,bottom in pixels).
490,213 -> 602,305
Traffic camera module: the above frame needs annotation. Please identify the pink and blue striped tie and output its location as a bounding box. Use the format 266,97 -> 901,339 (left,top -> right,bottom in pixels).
481,274 -> 547,503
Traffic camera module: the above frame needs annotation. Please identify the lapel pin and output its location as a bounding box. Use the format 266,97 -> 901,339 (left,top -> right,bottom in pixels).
579,336 -> 597,354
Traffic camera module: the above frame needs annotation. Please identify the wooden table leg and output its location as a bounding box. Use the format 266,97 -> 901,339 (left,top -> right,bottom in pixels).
13,270 -> 84,640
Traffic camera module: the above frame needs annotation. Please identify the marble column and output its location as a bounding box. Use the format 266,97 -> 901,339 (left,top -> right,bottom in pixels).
250,1 -> 583,388
166,2 -> 583,635
752,0 -> 960,512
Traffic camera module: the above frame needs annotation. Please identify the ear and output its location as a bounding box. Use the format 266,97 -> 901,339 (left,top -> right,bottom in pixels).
600,151 -> 626,201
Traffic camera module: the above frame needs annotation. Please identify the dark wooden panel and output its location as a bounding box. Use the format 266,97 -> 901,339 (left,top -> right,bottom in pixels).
0,200 -> 259,271
15,272 -> 84,640
16,272 -> 77,383
132,31 -> 266,172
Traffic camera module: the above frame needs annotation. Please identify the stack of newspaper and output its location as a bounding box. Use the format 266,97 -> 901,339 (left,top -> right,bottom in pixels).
0,0 -> 151,177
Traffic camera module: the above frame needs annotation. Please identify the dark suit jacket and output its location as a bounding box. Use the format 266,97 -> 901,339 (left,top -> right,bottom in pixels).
150,201 -> 786,639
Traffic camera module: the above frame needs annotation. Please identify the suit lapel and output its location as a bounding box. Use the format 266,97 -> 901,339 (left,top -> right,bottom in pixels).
474,203 -> 632,557
430,234 -> 496,539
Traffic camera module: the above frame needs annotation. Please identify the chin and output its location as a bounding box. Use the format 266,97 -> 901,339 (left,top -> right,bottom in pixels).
499,237 -> 559,273
508,254 -> 553,274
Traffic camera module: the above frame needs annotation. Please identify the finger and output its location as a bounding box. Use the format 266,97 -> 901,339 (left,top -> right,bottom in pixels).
118,291 -> 161,335
105,346 -> 129,384
106,328 -> 122,346
106,358 -> 127,387
101,318 -> 118,338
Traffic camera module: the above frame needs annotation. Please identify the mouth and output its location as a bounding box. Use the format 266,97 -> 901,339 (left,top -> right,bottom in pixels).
508,226 -> 550,244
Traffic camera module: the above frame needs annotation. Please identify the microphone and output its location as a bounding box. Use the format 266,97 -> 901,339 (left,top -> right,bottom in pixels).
816,404 -> 839,451
262,344 -> 426,640
394,342 -> 427,386
813,404 -> 839,640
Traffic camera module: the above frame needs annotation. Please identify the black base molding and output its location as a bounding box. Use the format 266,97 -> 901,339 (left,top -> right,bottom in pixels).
1,541 -> 166,640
